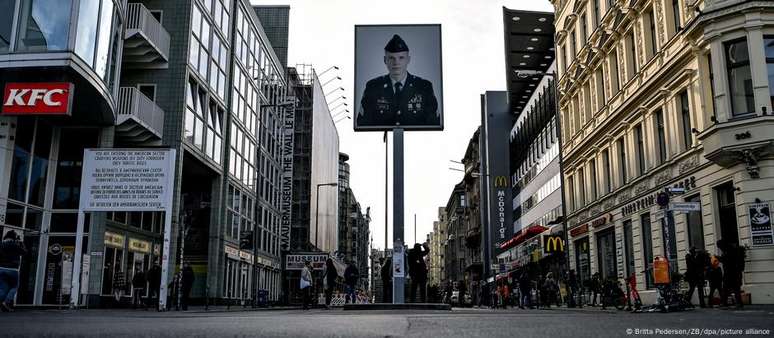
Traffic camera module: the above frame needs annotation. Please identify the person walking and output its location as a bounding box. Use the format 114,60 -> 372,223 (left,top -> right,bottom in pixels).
407,243 -> 429,303
0,231 -> 26,312
718,240 -> 746,308
181,262 -> 194,311
323,258 -> 338,308
543,273 -> 557,309
567,270 -> 578,308
518,271 -> 531,309
707,254 -> 723,307
684,247 -> 708,308
380,257 -> 392,303
343,261 -> 359,304
131,267 -> 147,309
146,261 -> 162,309
300,260 -> 313,310
589,272 -> 601,306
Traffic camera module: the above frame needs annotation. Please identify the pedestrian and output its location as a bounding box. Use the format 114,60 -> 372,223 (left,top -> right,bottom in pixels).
717,239 -> 746,308
444,280 -> 453,305
300,260 -> 313,310
567,270 -> 578,308
684,247 -> 708,308
407,242 -> 429,303
181,262 -> 194,311
323,258 -> 338,308
0,230 -> 26,312
344,261 -> 359,304
503,282 -> 511,309
458,279 -> 467,307
542,272 -> 557,308
380,257 -> 392,303
518,271 -> 531,309
707,254 -> 723,307
589,272 -> 601,306
131,267 -> 146,309
147,261 -> 162,309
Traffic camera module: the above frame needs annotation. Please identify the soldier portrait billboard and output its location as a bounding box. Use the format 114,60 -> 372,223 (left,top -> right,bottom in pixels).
354,24 -> 444,131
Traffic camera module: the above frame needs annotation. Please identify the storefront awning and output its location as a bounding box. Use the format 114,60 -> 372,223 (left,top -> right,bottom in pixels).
499,225 -> 548,251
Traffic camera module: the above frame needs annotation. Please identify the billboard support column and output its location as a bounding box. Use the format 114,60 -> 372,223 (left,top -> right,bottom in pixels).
392,128 -> 405,304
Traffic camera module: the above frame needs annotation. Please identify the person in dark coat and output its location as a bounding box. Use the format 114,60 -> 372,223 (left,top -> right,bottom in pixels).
707,254 -> 723,307
717,240 -> 746,308
518,271 -> 532,309
684,247 -> 708,307
357,34 -> 439,128
344,262 -> 359,304
146,261 -> 162,309
0,231 -> 26,311
589,272 -> 601,306
131,268 -> 147,309
458,279 -> 467,307
323,258 -> 338,308
407,242 -> 429,303
380,257 -> 392,303
181,262 -> 195,311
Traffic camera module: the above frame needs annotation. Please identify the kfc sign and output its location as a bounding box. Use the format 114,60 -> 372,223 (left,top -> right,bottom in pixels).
2,82 -> 74,115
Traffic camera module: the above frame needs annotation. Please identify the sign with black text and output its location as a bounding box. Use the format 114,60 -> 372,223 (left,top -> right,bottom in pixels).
749,202 -> 773,246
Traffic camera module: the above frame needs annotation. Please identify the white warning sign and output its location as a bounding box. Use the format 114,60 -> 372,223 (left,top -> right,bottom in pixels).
79,149 -> 176,211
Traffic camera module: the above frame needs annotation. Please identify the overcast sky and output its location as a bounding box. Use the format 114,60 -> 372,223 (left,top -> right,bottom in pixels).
251,0 -> 554,251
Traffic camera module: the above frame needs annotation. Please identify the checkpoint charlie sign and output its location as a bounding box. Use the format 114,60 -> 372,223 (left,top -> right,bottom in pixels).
80,149 -> 175,211
70,149 -> 176,311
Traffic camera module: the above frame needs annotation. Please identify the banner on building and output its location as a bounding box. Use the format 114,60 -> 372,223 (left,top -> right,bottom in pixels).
481,91 -> 513,257
353,24 -> 444,131
280,101 -> 296,251
749,202 -> 773,246
285,254 -> 328,271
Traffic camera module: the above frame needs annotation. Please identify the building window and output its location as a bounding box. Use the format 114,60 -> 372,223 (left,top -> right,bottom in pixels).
708,54 -> 717,115
617,137 -> 627,185
765,36 -> 774,109
594,0 -> 601,27
570,30 -> 577,57
583,83 -> 592,124
610,49 -> 620,93
16,0 -> 73,52
625,31 -> 638,81
684,194 -> 705,250
595,68 -> 606,110
671,0 -> 681,34
645,7 -> 658,58
578,168 -> 586,207
655,109 -> 667,164
634,124 -> 646,175
589,159 -> 598,201
725,39 -> 755,116
580,14 -> 587,43
623,220 -> 635,276
602,149 -> 612,193
0,0 -> 15,53
641,213 -> 654,289
679,91 -> 692,149
567,174 -> 575,211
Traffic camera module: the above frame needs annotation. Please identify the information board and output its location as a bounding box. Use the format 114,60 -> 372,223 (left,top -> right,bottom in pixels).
79,149 -> 175,211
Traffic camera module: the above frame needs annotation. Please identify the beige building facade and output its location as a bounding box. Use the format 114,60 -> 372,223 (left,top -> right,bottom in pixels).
553,0 -> 774,303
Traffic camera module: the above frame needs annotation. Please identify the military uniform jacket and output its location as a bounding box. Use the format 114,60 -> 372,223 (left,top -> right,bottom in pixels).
358,73 -> 439,127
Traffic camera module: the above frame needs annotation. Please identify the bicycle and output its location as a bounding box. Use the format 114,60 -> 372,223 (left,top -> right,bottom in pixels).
601,279 -> 626,310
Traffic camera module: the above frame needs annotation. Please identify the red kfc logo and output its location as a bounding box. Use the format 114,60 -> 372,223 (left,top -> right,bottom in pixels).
2,82 -> 74,115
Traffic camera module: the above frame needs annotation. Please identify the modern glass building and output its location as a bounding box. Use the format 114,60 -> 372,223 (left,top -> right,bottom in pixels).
0,0 -> 290,307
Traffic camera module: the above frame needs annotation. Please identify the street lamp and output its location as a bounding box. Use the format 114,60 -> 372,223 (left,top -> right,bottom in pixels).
315,182 -> 338,250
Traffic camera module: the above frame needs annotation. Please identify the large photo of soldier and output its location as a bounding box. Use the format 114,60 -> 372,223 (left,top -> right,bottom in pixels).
354,25 -> 444,131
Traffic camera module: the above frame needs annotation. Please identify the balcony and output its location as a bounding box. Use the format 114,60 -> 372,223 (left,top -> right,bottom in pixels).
464,226 -> 481,248
698,115 -> 774,178
115,87 -> 164,145
122,3 -> 170,69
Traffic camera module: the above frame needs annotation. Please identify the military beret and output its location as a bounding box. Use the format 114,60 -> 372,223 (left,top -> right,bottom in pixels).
385,34 -> 409,53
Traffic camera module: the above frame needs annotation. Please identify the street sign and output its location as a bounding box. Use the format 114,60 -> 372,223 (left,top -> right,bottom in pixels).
668,187 -> 686,195
670,202 -> 700,212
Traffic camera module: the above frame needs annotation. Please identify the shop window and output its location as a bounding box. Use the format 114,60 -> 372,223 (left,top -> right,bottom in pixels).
53,129 -> 99,209
640,212 -> 654,289
50,212 -> 77,233
725,39 -> 755,116
596,228 -> 617,280
101,246 -> 125,296
684,194 -> 705,250
15,0 -> 72,52
9,119 -> 34,202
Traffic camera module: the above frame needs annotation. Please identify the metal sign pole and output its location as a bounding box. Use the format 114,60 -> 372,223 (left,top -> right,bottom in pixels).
159,149 -> 176,311
392,128 -> 405,304
68,210 -> 86,308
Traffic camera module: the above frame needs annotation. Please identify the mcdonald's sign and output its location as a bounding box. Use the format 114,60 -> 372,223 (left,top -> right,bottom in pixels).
543,235 -> 565,254
493,176 -> 509,188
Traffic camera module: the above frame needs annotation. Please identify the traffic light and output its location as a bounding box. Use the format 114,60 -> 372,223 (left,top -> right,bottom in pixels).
240,231 -> 253,250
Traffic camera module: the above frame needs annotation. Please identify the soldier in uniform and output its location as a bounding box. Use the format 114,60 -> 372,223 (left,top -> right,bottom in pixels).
357,34 -> 439,128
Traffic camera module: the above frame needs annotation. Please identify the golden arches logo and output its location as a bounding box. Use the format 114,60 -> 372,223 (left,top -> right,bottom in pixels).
544,236 -> 565,253
493,176 -> 508,188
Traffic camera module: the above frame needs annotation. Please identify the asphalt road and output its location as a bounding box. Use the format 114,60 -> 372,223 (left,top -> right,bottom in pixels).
0,306 -> 772,338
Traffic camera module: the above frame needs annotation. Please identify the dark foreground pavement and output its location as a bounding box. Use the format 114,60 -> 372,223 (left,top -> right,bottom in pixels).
0,306 -> 772,338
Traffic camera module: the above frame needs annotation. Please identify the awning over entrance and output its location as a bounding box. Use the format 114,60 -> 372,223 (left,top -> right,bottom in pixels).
499,225 -> 548,251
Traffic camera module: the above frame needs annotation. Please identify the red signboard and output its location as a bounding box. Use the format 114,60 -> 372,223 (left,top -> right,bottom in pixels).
570,224 -> 589,237
2,82 -> 74,115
